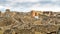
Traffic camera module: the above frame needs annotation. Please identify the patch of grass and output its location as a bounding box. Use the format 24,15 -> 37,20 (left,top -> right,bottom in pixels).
0,31 -> 3,34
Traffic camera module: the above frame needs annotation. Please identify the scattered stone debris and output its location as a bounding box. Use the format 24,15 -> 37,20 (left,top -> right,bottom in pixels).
0,9 -> 60,34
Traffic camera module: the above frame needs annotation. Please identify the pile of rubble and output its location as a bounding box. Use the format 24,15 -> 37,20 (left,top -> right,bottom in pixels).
0,9 -> 60,34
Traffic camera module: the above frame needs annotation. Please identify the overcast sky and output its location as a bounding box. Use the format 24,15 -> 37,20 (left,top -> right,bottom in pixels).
0,0 -> 60,12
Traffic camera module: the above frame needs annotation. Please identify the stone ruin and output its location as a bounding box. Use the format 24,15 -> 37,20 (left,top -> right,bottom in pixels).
0,9 -> 60,34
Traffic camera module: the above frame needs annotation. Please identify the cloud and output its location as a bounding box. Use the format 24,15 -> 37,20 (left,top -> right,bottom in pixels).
0,0 -> 60,12
7,0 -> 39,2
24,2 -> 60,12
